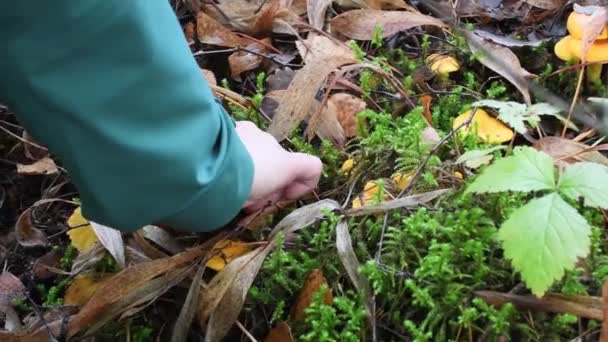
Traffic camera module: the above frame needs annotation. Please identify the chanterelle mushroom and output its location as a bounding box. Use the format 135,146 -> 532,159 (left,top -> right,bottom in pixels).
554,10 -> 608,82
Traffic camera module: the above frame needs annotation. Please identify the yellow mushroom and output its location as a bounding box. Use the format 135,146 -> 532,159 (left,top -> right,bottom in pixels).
453,108 -> 514,144
426,54 -> 460,79
567,11 -> 608,40
340,158 -> 355,174
555,11 -> 608,82
392,172 -> 414,191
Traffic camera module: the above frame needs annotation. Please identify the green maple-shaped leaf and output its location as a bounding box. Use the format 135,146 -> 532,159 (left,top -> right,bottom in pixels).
498,193 -> 591,296
466,146 -> 556,194
558,162 -> 608,209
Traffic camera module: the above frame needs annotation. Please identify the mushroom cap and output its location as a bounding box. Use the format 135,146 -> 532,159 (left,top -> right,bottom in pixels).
567,11 -> 608,40
453,108 -> 514,144
426,54 -> 460,75
554,35 -> 608,62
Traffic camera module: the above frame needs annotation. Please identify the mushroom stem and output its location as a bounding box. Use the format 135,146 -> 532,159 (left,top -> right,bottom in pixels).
587,63 -> 603,82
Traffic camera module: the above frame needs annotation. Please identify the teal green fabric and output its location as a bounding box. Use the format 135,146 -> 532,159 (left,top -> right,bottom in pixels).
0,0 -> 254,232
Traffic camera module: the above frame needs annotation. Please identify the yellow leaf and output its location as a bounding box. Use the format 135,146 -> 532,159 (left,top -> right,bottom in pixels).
66,207 -> 98,252
64,273 -> 115,306
340,159 -> 355,173
392,172 -> 414,191
453,109 -> 514,144
206,240 -> 251,271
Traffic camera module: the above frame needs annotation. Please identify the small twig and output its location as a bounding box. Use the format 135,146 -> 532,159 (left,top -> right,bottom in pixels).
236,321 -> 258,342
0,123 -> 48,150
563,65 -> 586,138
397,108 -> 477,198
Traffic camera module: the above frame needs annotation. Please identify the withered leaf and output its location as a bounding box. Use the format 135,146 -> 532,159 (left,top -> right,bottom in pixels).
264,322 -> 294,342
229,40 -> 269,81
64,273 -> 115,306
533,136 -> 608,167
465,30 -> 533,105
32,249 -> 62,280
290,269 -> 333,321
15,208 -> 48,248
90,221 -> 126,269
330,9 -> 447,40
307,0 -> 332,29
16,157 -> 58,176
196,11 -> 243,47
345,188 -> 451,216
171,264 -> 205,342
296,33 -> 355,64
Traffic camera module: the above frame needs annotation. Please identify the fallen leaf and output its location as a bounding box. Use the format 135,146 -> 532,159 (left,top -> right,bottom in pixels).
15,208 -> 48,247
346,188 -> 451,216
523,0 -> 561,10
68,246 -> 206,338
290,269 -> 333,321
455,145 -> 506,169
453,108 -> 514,144
420,95 -> 433,125
90,222 -> 126,269
171,264 -> 205,342
313,99 -> 347,147
533,136 -> 608,167
330,93 -> 366,137
336,219 -> 373,319
32,249 -> 62,280
269,199 -> 341,239
141,225 -> 184,254
295,34 -> 355,65
71,244 -> 105,275
472,29 -> 550,47
16,157 -> 58,175
200,246 -> 272,342
267,55 -> 357,141
229,40 -> 269,81
22,131 -> 47,160
264,322 -> 294,342
576,5 -> 608,62
64,273 -> 115,306
201,0 -> 283,36
67,207 -> 97,252
266,68 -> 296,92
307,0 -> 332,29
465,30 -> 533,105
183,22 -> 196,44
196,11 -> 243,47
330,9 -> 447,40
206,240 -> 252,271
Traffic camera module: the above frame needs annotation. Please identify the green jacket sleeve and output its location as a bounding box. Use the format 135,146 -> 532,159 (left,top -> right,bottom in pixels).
0,0 -> 254,232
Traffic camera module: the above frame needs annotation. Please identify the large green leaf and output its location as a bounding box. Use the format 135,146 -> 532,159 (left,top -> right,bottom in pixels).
558,162 -> 608,209
466,146 -> 556,194
498,193 -> 591,296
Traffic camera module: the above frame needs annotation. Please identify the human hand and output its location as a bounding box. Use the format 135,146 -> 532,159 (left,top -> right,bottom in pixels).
235,121 -> 323,212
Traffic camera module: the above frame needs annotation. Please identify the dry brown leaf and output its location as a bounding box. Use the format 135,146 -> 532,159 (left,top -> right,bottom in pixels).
345,188 -> 451,216
16,157 -> 58,175
141,225 -> 184,254
21,131 -> 47,160
465,30 -> 533,105
201,246 -> 272,342
267,56 -> 356,141
201,69 -> 217,87
32,249 -> 62,280
296,34 -> 355,64
420,95 -> 433,125
264,322 -> 294,342
71,244 -> 106,275
307,0 -> 332,29
64,273 -> 115,306
202,0 -> 284,36
330,9 -> 447,40
291,269 -> 333,321
266,68 -> 296,92
269,199 -> 341,238
183,22 -> 196,44
196,11 -> 243,47
330,93 -> 366,137
229,40 -> 269,81
533,136 -> 608,167
90,221 -> 126,269
15,208 -> 48,248
580,6 -> 608,63
312,99 -> 347,147
67,246 -> 206,338
171,265 -> 205,342
335,0 -> 415,10
523,0 -> 561,9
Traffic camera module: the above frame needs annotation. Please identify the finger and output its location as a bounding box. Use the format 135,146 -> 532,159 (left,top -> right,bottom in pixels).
283,153 -> 322,199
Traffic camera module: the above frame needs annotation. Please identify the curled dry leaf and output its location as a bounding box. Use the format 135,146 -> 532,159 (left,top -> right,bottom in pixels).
307,0 -> 332,29
196,11 -> 243,47
291,269 -> 333,321
64,273 -> 115,306
270,199 -> 341,238
15,208 -> 49,248
330,93 -> 366,137
16,157 -> 58,175
90,222 -> 126,269
472,29 -> 550,48
295,33 -> 355,64
465,30 -> 534,105
183,22 -> 196,44
330,9 -> 447,40
201,0 -> 283,36
32,249 -> 62,280
171,265 -> 205,342
533,136 -> 608,167
141,225 -> 184,254
229,40 -> 270,81
264,322 -> 294,342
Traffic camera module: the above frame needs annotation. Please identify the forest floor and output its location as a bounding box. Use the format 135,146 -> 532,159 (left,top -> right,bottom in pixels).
2,0 -> 608,341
